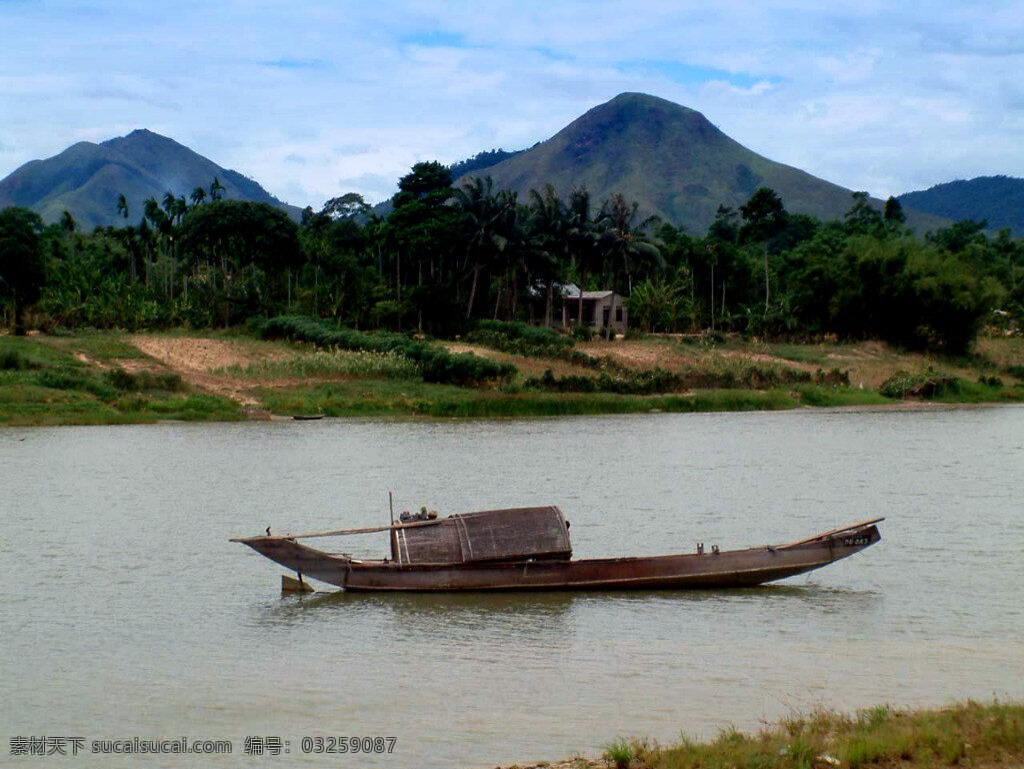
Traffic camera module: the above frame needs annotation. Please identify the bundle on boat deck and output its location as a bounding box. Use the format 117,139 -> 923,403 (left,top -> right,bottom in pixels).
231,506 -> 884,593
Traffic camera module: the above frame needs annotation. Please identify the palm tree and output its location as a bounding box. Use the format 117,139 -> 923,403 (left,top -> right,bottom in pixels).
452,176 -> 515,320
209,177 -> 225,201
565,186 -> 601,327
59,210 -> 77,233
116,193 -> 130,222
527,185 -> 569,326
173,197 -> 188,225
597,193 -> 662,296
190,187 -> 207,207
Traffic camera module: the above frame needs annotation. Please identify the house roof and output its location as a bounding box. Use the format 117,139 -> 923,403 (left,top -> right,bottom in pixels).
563,286 -> 616,299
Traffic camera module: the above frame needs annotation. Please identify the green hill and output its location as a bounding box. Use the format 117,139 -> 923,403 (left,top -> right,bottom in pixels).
898,175 -> 1024,235
0,129 -> 301,228
458,92 -> 947,233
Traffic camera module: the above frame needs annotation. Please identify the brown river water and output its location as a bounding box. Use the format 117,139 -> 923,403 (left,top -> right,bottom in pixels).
2,407 -> 1022,767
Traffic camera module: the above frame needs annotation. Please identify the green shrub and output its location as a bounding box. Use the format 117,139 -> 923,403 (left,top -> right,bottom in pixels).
36,367 -> 117,399
525,367 -> 682,395
105,368 -> 184,392
1006,364 -> 1024,378
879,369 -> 960,398
679,359 -> 812,389
0,350 -> 38,370
261,315 -> 515,386
978,374 -> 1004,387
465,319 -> 573,356
602,738 -> 634,769
36,367 -> 89,390
815,367 -> 851,386
570,324 -> 594,342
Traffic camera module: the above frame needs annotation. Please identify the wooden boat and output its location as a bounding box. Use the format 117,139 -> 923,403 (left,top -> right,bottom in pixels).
231,506 -> 883,592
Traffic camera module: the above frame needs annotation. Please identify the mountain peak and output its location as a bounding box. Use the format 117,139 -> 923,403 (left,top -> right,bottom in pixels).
0,130 -> 300,227
457,92 -> 946,233
103,128 -> 181,149
605,91 -> 698,111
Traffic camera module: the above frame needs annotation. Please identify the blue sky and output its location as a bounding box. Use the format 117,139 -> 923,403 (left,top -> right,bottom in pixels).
2,0 -> 1022,207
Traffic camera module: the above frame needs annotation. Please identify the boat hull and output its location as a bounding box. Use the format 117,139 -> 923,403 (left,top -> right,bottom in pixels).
237,523 -> 881,592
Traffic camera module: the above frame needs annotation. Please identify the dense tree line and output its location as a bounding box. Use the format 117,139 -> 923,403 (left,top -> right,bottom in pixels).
1,165 -> 1021,354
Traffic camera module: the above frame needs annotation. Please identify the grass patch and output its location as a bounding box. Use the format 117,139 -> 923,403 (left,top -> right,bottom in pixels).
254,380 -> 799,418
794,385 -> 892,407
261,315 -> 516,385
603,737 -> 637,769
680,356 -> 813,389
765,343 -> 832,365
105,367 -> 185,392
524,367 -> 683,395
44,330 -> 150,361
465,319 -> 574,357
0,334 -> 239,426
933,379 -> 1024,404
639,700 -> 1023,769
213,349 -> 419,381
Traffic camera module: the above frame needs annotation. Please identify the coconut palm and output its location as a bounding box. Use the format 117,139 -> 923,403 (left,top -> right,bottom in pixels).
452,176 -> 516,319
564,186 -> 601,326
596,192 -> 662,296
209,177 -> 225,201
527,185 -> 569,325
116,193 -> 130,221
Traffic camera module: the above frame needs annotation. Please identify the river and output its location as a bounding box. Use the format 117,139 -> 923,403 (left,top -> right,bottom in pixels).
2,406 -> 1022,768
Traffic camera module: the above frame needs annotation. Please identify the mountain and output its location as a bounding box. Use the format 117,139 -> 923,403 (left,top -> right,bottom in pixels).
456,92 -> 946,233
898,176 -> 1024,236
0,129 -> 302,228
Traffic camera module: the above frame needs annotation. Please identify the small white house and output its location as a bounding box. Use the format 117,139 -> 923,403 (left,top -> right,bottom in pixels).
561,288 -> 628,334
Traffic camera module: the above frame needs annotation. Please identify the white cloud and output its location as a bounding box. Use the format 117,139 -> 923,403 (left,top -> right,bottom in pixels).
1,0 -> 1022,204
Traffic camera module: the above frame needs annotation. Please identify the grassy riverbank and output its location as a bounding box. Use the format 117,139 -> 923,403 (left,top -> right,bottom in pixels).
1,329 -> 1022,426
500,700 -> 1024,769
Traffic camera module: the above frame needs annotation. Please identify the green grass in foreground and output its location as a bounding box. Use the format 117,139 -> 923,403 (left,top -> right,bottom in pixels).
604,700 -> 1023,769
255,379 -> 903,418
0,336 -> 240,426
934,379 -> 1024,404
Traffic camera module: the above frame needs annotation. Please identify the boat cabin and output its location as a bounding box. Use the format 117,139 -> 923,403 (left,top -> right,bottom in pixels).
390,506 -> 572,565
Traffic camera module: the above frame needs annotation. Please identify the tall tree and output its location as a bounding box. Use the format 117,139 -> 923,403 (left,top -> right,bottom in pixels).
527,184 -> 570,325
452,175 -> 514,320
0,207 -> 46,335
844,191 -> 885,235
565,186 -> 600,326
390,162 -> 459,329
59,210 -> 77,233
321,192 -> 371,221
740,187 -> 788,317
116,193 -> 130,222
597,192 -> 662,297
883,196 -> 906,225
209,177 -> 225,201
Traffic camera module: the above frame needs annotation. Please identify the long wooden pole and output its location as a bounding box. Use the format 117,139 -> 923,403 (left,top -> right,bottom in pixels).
229,517 -> 442,543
